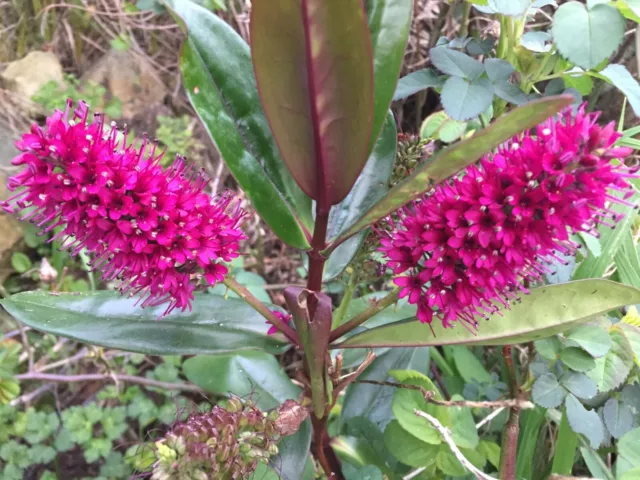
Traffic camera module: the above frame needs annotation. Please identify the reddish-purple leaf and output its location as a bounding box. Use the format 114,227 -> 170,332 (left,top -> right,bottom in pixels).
251,0 -> 374,210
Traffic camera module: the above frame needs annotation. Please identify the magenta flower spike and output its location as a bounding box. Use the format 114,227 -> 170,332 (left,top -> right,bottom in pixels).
2,101 -> 246,315
381,105 -> 637,330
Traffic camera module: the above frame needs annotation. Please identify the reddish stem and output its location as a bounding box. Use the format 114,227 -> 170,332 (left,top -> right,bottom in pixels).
499,345 -> 521,480
312,415 -> 345,480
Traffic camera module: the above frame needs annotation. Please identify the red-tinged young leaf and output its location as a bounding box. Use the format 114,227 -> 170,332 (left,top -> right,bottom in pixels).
329,95 -> 574,248
251,0 -> 374,210
284,287 -> 333,418
164,0 -> 313,250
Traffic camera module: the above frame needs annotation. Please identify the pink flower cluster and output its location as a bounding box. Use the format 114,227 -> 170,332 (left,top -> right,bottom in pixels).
266,310 -> 293,336
2,101 -> 246,314
381,106 -> 636,330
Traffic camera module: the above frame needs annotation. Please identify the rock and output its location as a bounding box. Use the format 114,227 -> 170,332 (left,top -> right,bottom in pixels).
83,50 -> 166,118
0,125 -> 23,267
0,51 -> 64,100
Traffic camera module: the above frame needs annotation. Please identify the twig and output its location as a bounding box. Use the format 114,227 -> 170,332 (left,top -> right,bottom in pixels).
224,276 -> 299,345
476,407 -> 506,429
332,351 -> 376,400
15,372 -> 203,393
10,383 -> 55,406
18,322 -> 34,372
403,467 -> 427,480
355,380 -> 533,409
329,289 -> 400,342
414,409 -> 498,480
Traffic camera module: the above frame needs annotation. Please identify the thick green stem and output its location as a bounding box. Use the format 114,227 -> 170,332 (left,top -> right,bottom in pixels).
224,277 -> 299,345
329,288 -> 400,342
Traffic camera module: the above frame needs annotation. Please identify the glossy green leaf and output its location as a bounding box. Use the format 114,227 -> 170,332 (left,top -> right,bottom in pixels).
324,113 -> 397,280
383,420 -> 437,468
166,0 -> 312,249
251,0 -> 373,207
182,352 -> 312,480
565,394 -> 605,449
340,347 -> 430,431
0,291 -> 287,355
367,0 -> 412,148
393,69 -> 443,102
552,2 -> 625,70
336,280 -> 640,348
586,327 -> 635,393
332,95 -> 573,244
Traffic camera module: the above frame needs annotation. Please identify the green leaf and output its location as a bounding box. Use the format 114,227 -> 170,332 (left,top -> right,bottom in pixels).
251,0 -> 374,207
393,69 -> 443,101
619,323 -> 640,366
342,417 -> 396,477
580,447 -> 614,480
488,0 -> 530,16
324,113 -> 397,280
618,427 -> 640,466
332,95 -> 572,243
618,0 -> 640,22
563,73 -> 594,96
383,420 -> 437,467
600,64 -> 640,118
560,371 -> 598,399
521,31 -> 553,53
565,394 -> 605,449
535,337 -> 563,360
552,2 -> 625,69
478,440 -> 501,469
390,370 -> 449,445
449,394 -> 479,449
332,436 -> 385,470
430,47 -> 485,80
336,280 -> 640,348
182,351 -> 312,480
166,0 -> 312,249
614,229 -> 640,288
342,464 -> 384,480
450,347 -> 492,384
435,447 -> 466,476
441,75 -> 494,121
340,347 -> 430,431
532,373 -> 566,408
585,327 -> 635,392
566,324 -> 613,358
0,291 -> 286,355
367,0 -> 412,148
420,111 -> 467,143
560,347 -> 596,372
10,253 -> 32,274
603,398 -> 634,439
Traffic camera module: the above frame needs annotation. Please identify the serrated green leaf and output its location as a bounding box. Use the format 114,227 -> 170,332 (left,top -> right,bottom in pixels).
566,324 -> 613,358
560,347 -> 596,372
532,373 -> 566,408
536,337 -> 563,361
565,394 -> 605,449
441,76 -> 494,121
586,327 -> 634,392
337,280 -> 640,348
552,2 -> 625,69
603,398 -> 634,439
393,69 -> 443,101
560,371 -> 598,399
430,47 -> 485,80
601,64 -> 640,119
